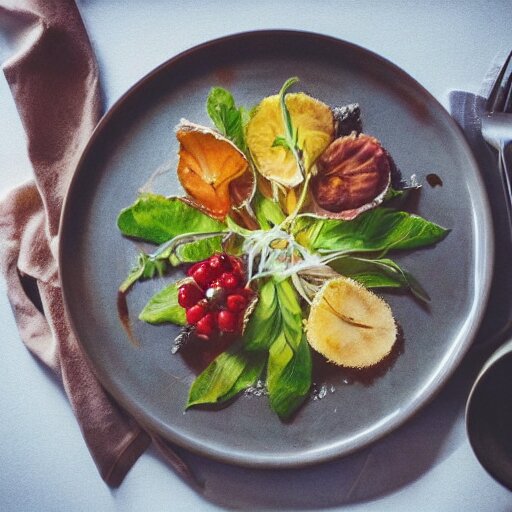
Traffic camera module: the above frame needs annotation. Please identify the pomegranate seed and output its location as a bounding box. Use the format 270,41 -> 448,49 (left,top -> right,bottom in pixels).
187,261 -> 202,277
209,253 -> 231,273
196,313 -> 216,336
192,262 -> 215,288
178,283 -> 204,308
217,310 -> 238,332
220,272 -> 239,290
209,277 -> 222,289
228,256 -> 245,279
186,304 -> 206,325
226,294 -> 247,312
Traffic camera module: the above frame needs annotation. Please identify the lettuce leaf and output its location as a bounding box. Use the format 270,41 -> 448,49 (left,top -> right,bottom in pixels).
117,193 -> 226,244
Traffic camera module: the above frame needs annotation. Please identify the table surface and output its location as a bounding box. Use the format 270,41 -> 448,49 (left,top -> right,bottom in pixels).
1,1 -> 512,510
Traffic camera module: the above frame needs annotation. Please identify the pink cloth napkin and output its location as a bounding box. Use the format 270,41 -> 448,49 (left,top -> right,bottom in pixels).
0,0 -> 192,487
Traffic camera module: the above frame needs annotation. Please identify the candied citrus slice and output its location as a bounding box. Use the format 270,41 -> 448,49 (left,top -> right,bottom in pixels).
176,120 -> 250,220
246,93 -> 334,188
306,276 -> 396,368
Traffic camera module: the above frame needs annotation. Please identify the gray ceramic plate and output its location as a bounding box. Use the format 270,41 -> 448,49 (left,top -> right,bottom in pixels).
60,31 -> 493,468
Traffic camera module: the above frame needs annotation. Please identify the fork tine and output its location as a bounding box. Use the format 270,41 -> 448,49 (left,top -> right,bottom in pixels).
505,73 -> 512,113
487,50 -> 512,112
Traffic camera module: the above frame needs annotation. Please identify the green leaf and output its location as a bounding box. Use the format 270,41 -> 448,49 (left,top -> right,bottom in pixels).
274,76 -> 306,180
169,236 -> 224,265
271,135 -> 290,150
329,256 -> 430,302
275,279 -> 303,344
243,280 -> 281,351
118,193 -> 226,244
225,216 -> 253,237
299,208 -> 449,254
187,345 -> 265,407
267,332 -> 312,419
119,253 -> 167,293
266,280 -> 311,419
252,192 -> 285,230
139,282 -> 186,325
278,77 -> 299,148
206,87 -> 247,152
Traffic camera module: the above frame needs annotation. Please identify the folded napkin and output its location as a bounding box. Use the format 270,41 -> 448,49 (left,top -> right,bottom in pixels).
449,51 -> 512,349
0,0 -> 192,487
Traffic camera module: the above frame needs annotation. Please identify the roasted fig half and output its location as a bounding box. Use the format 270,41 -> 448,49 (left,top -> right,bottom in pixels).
311,133 -> 391,219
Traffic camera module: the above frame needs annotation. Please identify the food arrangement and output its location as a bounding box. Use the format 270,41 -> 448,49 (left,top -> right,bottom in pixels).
117,77 -> 448,419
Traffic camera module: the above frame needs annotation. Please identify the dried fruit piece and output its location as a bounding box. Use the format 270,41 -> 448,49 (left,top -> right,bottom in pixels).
176,120 -> 251,220
306,276 -> 396,368
311,133 -> 391,220
246,93 -> 334,187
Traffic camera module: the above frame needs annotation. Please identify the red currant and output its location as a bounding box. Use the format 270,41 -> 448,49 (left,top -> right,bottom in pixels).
220,272 -> 239,290
226,294 -> 247,312
192,262 -> 215,288
217,310 -> 238,333
178,283 -> 204,308
208,253 -> 231,273
186,304 -> 206,325
196,312 -> 216,336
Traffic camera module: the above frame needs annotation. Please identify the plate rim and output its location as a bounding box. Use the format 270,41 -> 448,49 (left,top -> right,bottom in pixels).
59,29 -> 494,468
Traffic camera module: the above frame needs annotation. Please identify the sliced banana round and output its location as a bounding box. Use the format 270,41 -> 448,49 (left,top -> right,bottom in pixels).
306,276 -> 396,368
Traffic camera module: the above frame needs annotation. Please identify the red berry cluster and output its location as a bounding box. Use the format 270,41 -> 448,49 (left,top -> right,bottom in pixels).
177,253 -> 251,337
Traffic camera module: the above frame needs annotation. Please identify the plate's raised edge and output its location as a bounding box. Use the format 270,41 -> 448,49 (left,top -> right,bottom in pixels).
58,29 -> 494,469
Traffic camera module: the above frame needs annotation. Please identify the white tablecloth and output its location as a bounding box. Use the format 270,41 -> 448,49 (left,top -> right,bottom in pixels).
1,1 -> 512,510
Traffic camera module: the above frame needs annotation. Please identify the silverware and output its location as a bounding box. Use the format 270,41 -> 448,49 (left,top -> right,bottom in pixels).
481,51 -> 512,225
465,53 -> 512,490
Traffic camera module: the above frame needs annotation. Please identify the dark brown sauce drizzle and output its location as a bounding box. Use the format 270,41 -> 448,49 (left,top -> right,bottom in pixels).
117,290 -> 140,347
426,173 -> 443,187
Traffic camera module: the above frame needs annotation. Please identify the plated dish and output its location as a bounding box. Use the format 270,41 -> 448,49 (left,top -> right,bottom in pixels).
116,77 -> 448,419
60,31 -> 492,467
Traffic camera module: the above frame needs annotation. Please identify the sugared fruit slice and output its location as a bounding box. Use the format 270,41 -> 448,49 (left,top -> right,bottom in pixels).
306,276 -> 396,368
176,120 -> 250,220
246,93 -> 334,188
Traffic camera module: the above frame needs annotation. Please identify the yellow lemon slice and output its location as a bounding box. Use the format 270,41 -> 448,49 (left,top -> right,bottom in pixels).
247,93 -> 334,188
306,277 -> 396,368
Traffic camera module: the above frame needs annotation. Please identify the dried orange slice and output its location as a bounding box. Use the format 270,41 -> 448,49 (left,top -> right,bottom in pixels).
306,276 -> 396,368
176,120 -> 250,220
247,93 -> 334,188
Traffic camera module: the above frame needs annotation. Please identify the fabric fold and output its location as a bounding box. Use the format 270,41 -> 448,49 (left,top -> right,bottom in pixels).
0,0 -> 157,487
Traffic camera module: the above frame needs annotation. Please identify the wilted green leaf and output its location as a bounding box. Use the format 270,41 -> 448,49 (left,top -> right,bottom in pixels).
329,256 -> 430,302
294,208 -> 449,254
139,282 -> 186,325
187,345 -> 265,407
206,87 -> 248,152
117,193 -> 226,244
253,192 -> 286,230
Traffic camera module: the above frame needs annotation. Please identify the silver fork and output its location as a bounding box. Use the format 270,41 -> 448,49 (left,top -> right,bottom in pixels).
481,51 -> 512,223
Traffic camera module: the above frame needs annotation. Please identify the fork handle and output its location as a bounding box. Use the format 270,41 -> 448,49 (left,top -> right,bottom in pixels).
499,141 -> 512,228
